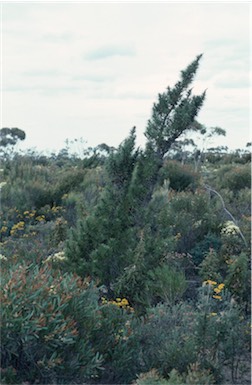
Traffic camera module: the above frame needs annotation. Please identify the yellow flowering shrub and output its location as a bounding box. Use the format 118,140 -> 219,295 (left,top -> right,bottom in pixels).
101,296 -> 134,312
0,226 -> 8,233
10,221 -> 25,236
203,279 -> 225,301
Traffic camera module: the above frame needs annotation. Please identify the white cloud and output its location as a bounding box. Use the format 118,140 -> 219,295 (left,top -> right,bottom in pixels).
84,44 -> 136,60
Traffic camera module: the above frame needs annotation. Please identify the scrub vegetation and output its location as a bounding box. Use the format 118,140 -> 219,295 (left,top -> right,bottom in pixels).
0,55 -> 251,384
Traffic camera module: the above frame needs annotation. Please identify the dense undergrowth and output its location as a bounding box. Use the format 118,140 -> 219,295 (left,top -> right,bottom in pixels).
1,145 -> 250,385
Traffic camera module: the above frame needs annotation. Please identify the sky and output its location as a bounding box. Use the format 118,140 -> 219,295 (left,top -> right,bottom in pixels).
1,2 -> 251,155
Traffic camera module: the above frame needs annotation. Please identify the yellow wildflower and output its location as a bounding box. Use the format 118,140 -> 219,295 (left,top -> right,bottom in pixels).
213,295 -> 222,300
105,297 -> 133,311
51,206 -> 62,213
203,279 -> 217,286
10,221 -> 25,235
101,297 -> 107,304
36,215 -> 45,222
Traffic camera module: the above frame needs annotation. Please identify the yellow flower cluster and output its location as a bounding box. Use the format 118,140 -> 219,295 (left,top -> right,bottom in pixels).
51,205 -> 63,213
0,226 -> 8,233
203,279 -> 217,286
10,221 -> 25,236
101,297 -> 133,311
36,215 -> 46,222
213,283 -> 224,294
203,280 -> 225,301
23,210 -> 36,218
22,231 -> 37,238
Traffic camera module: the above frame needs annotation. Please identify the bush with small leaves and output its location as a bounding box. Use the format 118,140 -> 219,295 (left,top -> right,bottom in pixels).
92,300 -> 140,383
135,302 -> 198,377
217,164 -> 251,193
199,248 -> 224,283
194,281 -> 250,383
159,190 -> 220,255
189,232 -> 222,266
224,252 -> 251,306
134,362 -> 221,385
133,369 -> 171,385
147,263 -> 187,305
159,160 -> 200,192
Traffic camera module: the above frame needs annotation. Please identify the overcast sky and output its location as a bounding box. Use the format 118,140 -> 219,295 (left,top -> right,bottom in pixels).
2,2 -> 251,154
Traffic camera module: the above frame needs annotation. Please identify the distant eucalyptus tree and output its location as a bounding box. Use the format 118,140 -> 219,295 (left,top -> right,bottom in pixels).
0,127 -> 26,159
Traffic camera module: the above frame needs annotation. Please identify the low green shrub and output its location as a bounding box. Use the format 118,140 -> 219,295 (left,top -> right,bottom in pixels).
216,164 -> 251,193
134,366 -> 215,385
224,252 -> 251,306
194,281 -> 250,383
1,262 -> 144,384
147,263 -> 187,305
135,302 -> 198,377
199,249 -> 224,283
52,168 -> 86,206
159,190 -> 220,255
92,299 -> 140,383
133,283 -> 250,384
189,233 -> 222,265
159,160 -> 200,192
1,263 -> 103,383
